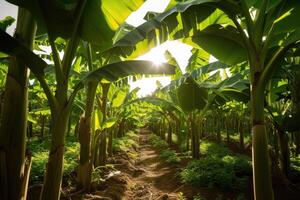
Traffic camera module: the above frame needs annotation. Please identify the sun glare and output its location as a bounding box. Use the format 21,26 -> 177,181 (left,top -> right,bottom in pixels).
129,77 -> 171,97
130,40 -> 192,97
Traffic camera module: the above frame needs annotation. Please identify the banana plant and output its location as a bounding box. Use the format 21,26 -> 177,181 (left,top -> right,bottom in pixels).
115,1 -> 300,198
0,8 -> 36,200
0,2 -> 177,199
130,61 -> 249,159
0,33 -> 175,199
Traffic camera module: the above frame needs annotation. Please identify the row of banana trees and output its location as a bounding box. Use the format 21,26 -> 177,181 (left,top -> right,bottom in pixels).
137,44 -> 300,192
0,0 -> 176,199
117,1 -> 300,199
1,0 -> 300,200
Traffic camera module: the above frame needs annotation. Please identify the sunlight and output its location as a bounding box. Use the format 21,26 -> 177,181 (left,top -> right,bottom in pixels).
126,0 -> 170,27
129,41 -> 192,97
129,76 -> 171,97
126,0 -> 193,97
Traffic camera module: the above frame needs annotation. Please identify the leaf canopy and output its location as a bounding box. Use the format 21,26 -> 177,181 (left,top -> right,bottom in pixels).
6,0 -> 145,48
177,76 -> 208,112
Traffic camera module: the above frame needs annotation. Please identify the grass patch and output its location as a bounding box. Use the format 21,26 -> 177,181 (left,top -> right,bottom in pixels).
160,149 -> 181,164
148,134 -> 168,149
112,131 -> 139,152
181,141 -> 251,190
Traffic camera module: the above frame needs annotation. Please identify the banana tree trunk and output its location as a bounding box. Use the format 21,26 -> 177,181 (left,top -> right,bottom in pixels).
0,8 -> 36,200
98,131 -> 107,166
167,122 -> 172,145
225,117 -> 230,144
216,116 -> 221,142
277,129 -> 290,176
40,114 -> 45,138
40,108 -> 69,200
239,119 -> 244,149
251,81 -> 274,200
77,81 -> 97,191
108,130 -> 113,156
117,120 -> 124,138
190,113 -> 199,159
20,154 -> 32,200
97,83 -> 110,166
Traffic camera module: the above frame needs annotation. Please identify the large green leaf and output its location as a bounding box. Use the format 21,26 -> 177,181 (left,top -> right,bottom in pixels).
114,0 -> 219,47
177,76 -> 208,112
112,89 -> 127,107
112,0 -> 239,59
127,96 -> 184,115
271,0 -> 300,35
266,0 -> 300,48
206,73 -> 250,105
75,60 -> 175,89
6,0 -> 144,47
81,0 -> 145,47
161,61 -> 227,92
6,0 -> 77,38
0,29 -> 47,76
101,117 -> 117,130
191,24 -> 247,65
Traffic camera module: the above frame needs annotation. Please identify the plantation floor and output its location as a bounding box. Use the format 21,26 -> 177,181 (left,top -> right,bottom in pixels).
27,129 -> 300,199
80,129 -> 240,200
123,129 -> 179,199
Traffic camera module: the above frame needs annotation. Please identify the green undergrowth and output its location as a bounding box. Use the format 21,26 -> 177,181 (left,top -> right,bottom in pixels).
28,136 -> 79,183
291,156 -> 300,171
112,131 -> 139,152
290,155 -> 300,178
181,140 -> 251,190
160,149 -> 181,164
149,134 -> 181,164
221,131 -> 251,145
149,134 -> 168,149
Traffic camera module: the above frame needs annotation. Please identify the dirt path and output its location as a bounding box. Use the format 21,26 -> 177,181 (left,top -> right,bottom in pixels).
125,129 -> 180,200
75,129 -> 187,200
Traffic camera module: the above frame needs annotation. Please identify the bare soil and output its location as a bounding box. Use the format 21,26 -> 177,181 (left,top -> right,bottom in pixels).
28,129 -> 300,200
67,129 -> 241,200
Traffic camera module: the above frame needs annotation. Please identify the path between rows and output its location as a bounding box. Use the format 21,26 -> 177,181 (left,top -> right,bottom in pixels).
125,129 -> 179,200
84,129 -> 208,200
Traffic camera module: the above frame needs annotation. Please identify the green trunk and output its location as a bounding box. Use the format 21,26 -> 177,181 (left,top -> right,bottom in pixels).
40,110 -> 69,200
97,83 -> 110,166
77,116 -> 93,190
277,130 -> 290,176
0,8 -> 36,200
98,131 -> 107,166
190,113 -> 199,159
225,118 -> 230,144
167,123 -> 172,145
108,131 -> 113,156
216,116 -> 221,142
239,119 -> 244,149
77,81 -> 97,191
251,85 -> 274,200
40,115 -> 45,138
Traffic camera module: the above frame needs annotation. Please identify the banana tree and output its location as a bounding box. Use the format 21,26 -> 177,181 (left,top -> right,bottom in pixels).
127,95 -> 185,143
0,8 -> 36,200
115,1 -> 300,198
1,14 -> 174,200
0,31 -> 175,199
1,0 -> 173,199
